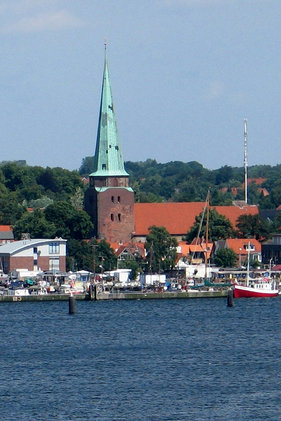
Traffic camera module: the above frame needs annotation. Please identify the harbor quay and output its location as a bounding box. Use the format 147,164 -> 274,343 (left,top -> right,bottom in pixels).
0,288 -> 229,303
0,266 -> 233,303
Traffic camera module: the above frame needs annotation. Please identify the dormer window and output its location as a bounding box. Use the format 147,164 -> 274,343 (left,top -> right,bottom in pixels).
102,164 -> 106,170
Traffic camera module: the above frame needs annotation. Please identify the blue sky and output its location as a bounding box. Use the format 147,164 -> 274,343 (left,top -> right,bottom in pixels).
0,0 -> 280,171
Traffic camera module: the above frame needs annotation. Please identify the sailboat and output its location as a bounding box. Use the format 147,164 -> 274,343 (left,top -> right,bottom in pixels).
189,190 -> 231,289
233,243 -> 279,298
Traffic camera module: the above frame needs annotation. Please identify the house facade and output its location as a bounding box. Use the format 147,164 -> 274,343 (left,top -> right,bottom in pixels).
0,238 -> 67,274
262,234 -> 281,265
216,238 -> 262,265
0,225 -> 14,244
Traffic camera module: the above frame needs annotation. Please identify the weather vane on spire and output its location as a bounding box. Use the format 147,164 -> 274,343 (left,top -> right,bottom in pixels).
104,39 -> 107,51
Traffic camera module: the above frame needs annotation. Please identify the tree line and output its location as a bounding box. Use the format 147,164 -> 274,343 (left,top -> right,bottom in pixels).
80,157 -> 281,208
1,159 -> 281,272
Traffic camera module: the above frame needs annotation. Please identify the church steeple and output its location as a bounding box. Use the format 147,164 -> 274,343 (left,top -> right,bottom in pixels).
90,48 -> 128,177
84,47 -> 135,243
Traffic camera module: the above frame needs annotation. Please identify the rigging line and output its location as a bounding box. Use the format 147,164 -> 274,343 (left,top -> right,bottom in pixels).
191,191 -> 209,263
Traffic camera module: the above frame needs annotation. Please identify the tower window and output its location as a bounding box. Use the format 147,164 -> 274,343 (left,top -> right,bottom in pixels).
111,196 -> 114,203
111,214 -> 114,221
115,146 -> 119,150
102,164 -> 106,170
117,196 -> 120,203
118,214 -> 121,222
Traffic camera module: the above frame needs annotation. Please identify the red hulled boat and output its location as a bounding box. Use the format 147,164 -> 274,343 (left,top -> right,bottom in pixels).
233,278 -> 279,298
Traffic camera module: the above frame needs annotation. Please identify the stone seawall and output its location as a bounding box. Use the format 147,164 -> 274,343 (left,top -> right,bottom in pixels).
0,294 -> 87,303
96,290 -> 229,300
0,289 -> 229,303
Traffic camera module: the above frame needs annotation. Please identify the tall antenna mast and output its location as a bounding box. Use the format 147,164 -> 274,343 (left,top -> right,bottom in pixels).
244,118 -> 248,204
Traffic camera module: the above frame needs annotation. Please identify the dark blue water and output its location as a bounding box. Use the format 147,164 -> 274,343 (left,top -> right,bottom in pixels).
0,298 -> 281,420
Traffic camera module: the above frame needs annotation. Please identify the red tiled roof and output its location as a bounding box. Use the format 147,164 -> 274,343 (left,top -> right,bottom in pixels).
177,241 -> 190,255
134,202 -> 259,236
226,238 -> 261,254
259,187 -> 269,196
108,241 -> 146,258
221,187 -> 239,196
248,178 -> 266,186
177,241 -> 213,258
0,225 -> 12,232
134,202 -> 206,236
213,205 -> 258,228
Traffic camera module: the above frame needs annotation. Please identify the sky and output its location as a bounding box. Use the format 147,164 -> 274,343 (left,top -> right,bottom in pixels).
0,0 -> 281,172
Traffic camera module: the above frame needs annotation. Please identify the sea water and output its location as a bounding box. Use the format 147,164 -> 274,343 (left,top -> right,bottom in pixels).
0,297 -> 281,420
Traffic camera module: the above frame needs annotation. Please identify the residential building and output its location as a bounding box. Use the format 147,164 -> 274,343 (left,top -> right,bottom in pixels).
262,234 -> 281,265
216,238 -> 261,265
0,225 -> 14,244
0,238 -> 67,273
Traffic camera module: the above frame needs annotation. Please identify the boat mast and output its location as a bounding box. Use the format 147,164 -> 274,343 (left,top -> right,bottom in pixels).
246,241 -> 251,287
204,189 -> 210,279
244,118 -> 248,205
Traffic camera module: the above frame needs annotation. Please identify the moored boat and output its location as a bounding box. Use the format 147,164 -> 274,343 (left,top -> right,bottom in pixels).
233,278 -> 279,298
233,241 -> 279,298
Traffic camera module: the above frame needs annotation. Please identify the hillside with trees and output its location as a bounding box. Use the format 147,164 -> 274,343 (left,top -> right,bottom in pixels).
1,158 -> 281,271
80,157 -> 281,208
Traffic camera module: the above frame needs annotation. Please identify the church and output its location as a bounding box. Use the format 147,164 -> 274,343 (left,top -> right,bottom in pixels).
84,51 -> 258,245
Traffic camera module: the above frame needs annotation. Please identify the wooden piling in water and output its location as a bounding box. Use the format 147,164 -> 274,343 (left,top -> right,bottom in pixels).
69,296 -> 76,314
227,289 -> 234,307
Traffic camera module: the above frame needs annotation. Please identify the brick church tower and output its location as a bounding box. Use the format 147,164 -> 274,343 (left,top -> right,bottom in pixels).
84,50 -> 135,243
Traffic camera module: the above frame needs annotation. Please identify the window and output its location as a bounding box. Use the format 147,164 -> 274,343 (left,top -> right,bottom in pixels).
33,247 -> 37,253
102,164 -> 106,170
111,196 -> 114,203
111,214 -> 114,221
49,258 -> 60,271
118,214 -> 121,222
49,242 -> 60,254
117,196 -> 120,203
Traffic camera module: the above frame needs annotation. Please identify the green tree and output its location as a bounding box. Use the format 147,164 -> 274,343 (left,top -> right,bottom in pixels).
215,165 -> 233,184
186,209 -> 236,242
94,239 -> 117,272
214,248 -> 238,268
70,187 -> 84,210
79,156 -> 94,176
0,192 -> 25,224
145,226 -> 178,273
236,214 -> 271,240
68,210 -> 94,240
67,239 -> 92,271
13,209 -> 57,239
45,201 -> 93,239
37,167 -> 82,200
67,238 -> 116,272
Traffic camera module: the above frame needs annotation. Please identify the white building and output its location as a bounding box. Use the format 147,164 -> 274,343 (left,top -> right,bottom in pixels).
0,238 -> 67,274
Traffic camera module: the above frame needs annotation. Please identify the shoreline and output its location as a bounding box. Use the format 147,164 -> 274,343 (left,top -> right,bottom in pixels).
0,289 -> 229,303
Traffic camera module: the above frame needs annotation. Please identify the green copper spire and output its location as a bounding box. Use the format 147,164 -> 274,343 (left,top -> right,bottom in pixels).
90,49 -> 128,177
